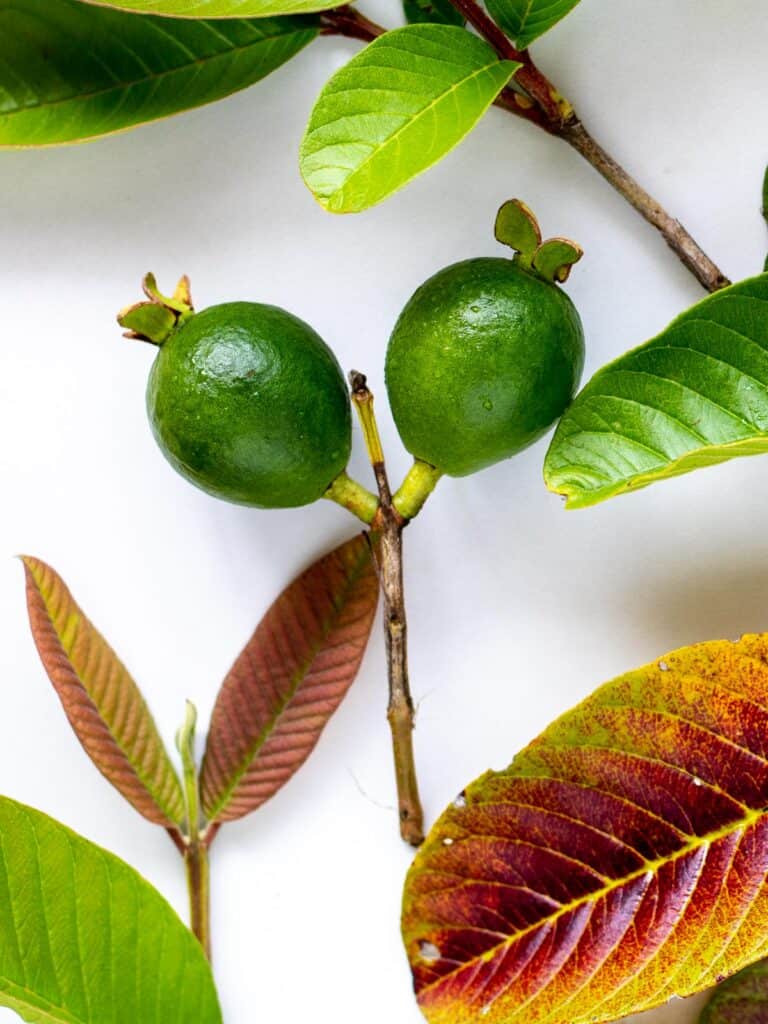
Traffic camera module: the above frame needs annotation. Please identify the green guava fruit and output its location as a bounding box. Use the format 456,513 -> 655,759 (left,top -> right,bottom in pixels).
385,201 -> 586,477
119,276 -> 351,508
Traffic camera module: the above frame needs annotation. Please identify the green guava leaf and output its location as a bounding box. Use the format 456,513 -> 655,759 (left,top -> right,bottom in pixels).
484,0 -> 581,48
700,959 -> 768,1024
23,557 -> 185,829
762,166 -> 768,271
403,632 -> 768,1024
544,274 -> 768,509
201,534 -> 379,823
0,0 -> 318,147
0,797 -> 221,1024
77,0 -> 336,14
402,0 -> 465,28
300,25 -> 519,213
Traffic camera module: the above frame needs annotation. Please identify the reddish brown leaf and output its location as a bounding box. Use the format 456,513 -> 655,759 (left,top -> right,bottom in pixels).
403,634 -> 768,1024
22,557 -> 184,827
201,534 -> 379,823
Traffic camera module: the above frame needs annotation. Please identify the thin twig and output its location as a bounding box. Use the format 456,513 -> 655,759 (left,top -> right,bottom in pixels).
319,2 -> 731,293
349,371 -> 424,846
561,121 -> 731,292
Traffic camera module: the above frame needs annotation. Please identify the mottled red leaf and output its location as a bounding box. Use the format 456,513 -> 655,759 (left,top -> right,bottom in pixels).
403,634 -> 768,1024
22,557 -> 184,827
201,534 -> 378,823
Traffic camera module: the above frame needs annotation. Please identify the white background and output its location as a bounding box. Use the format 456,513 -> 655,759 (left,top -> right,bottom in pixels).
1,0 -> 766,1020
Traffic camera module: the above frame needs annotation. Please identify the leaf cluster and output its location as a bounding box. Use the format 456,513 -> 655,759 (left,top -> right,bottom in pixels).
0,537 -> 378,1019
0,0 -> 578,208
22,535 -> 378,839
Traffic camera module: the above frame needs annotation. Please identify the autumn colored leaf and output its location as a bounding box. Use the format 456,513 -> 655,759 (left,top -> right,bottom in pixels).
201,534 -> 379,823
22,557 -> 185,828
403,633 -> 768,1024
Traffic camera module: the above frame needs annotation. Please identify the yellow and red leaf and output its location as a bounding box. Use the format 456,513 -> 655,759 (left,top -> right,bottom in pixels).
403,634 -> 768,1024
201,533 -> 379,823
22,557 -> 184,828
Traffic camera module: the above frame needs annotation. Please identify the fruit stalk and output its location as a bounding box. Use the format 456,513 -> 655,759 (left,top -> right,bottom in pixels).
349,372 -> 425,846
394,461 -> 442,521
324,470 -> 380,524
321,4 -> 730,294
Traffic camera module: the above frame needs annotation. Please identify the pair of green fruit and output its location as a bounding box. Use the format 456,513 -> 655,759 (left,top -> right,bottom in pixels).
120,202 -> 585,507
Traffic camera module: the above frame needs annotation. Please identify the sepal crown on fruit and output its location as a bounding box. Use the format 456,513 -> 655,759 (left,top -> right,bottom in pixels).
118,273 -> 194,345
494,198 -> 583,282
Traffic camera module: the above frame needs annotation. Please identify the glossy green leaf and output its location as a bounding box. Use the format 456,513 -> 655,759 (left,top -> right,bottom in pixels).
701,960 -> 768,1023
761,166 -> 768,271
544,274 -> 768,509
0,796 -> 222,1024
404,633 -> 768,1024
485,0 -> 581,48
23,557 -> 185,829
79,0 -> 335,14
300,25 -> 519,213
0,0 -> 318,147
402,0 -> 465,28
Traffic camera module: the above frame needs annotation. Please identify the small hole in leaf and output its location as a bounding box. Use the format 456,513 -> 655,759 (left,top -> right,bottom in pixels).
443,837 -> 454,846
419,941 -> 441,963
480,1004 -> 491,1016
692,777 -> 704,787
658,660 -> 669,671
453,793 -> 467,809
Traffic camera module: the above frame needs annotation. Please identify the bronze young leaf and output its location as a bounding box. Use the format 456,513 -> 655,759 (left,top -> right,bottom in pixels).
22,557 -> 185,829
403,633 -> 768,1024
201,533 -> 379,823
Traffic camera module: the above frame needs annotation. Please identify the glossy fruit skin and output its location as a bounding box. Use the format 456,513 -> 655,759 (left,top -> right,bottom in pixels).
147,302 -> 351,508
385,257 -> 585,476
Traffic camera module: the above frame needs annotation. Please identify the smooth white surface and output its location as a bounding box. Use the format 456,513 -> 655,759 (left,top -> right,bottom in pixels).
0,1 -> 766,1021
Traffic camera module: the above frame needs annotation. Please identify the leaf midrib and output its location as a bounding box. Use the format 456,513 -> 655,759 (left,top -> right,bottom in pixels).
207,547 -> 370,819
1,20 -> 308,117
416,786 -> 764,999
64,615 -> 183,825
309,56 -> 516,204
80,0 -> 316,15
27,560 -> 183,826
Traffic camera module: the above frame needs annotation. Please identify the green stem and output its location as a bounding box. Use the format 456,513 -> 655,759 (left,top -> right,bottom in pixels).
393,460 -> 442,521
324,471 -> 379,524
176,702 -> 211,958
